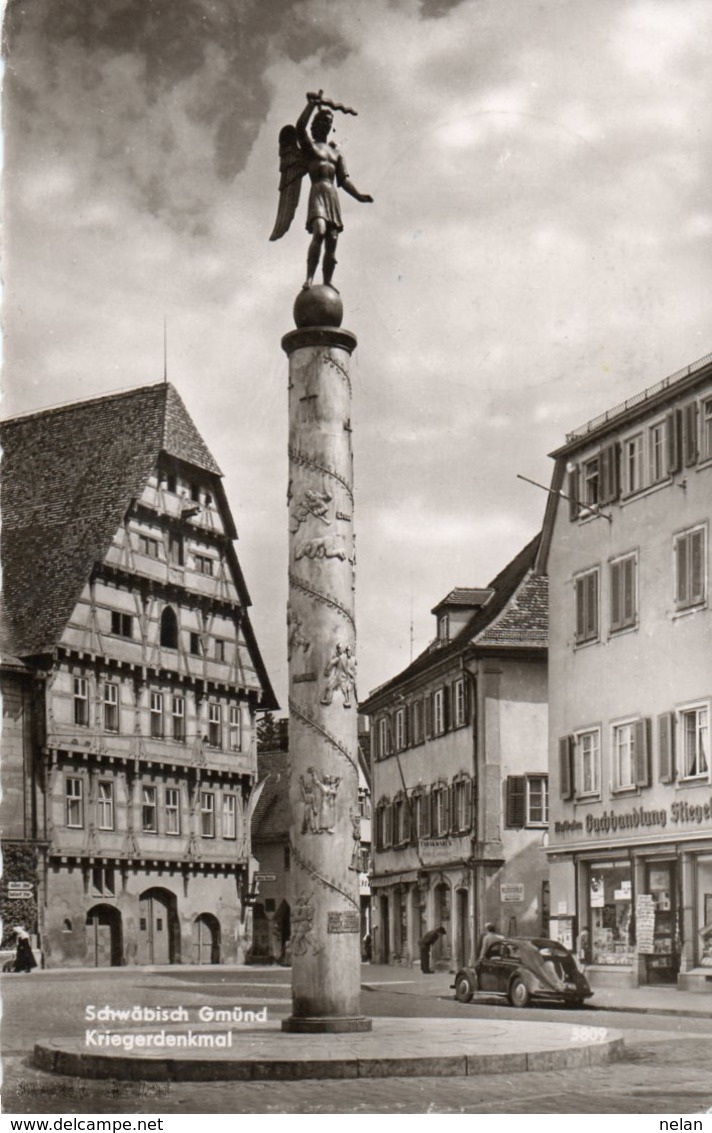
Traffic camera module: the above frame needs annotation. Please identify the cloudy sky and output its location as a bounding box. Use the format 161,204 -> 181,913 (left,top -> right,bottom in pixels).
3,0 -> 711,706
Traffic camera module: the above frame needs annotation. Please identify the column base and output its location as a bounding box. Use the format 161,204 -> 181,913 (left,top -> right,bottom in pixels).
281,1015 -> 373,1034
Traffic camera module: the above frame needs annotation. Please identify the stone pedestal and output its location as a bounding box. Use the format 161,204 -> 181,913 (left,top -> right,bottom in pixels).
282,315 -> 371,1033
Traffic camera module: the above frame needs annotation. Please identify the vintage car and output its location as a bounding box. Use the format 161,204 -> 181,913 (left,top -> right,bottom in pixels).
452,937 -> 593,1008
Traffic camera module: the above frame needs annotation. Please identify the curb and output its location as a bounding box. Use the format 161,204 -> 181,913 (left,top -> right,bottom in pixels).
33,1033 -> 625,1082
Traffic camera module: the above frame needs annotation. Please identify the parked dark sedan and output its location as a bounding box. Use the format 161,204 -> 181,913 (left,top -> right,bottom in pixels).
452,937 -> 593,1008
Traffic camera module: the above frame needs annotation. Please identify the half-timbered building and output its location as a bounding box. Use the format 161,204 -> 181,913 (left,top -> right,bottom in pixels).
0,382 -> 277,967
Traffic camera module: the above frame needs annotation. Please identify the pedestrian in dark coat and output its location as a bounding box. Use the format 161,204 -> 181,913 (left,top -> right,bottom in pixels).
14,927 -> 36,973
419,925 -> 446,973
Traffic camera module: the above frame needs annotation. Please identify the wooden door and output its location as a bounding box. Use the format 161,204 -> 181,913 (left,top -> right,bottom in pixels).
138,890 -> 171,965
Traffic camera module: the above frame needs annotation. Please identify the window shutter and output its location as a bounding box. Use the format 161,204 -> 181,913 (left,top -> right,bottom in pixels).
676,535 -> 689,606
683,402 -> 699,466
666,409 -> 682,474
624,557 -> 635,624
568,465 -> 580,521
443,785 -> 451,832
402,706 -> 409,749
691,529 -> 704,603
658,712 -> 676,783
634,718 -> 651,787
610,561 -> 621,629
402,796 -> 411,843
463,778 -> 472,829
505,776 -> 526,827
425,694 -> 433,738
559,735 -> 574,800
421,790 -> 431,838
442,686 -> 451,732
599,443 -> 620,504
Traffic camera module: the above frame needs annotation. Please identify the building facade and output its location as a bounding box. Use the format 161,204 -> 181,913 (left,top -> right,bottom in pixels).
540,352 -> 712,990
0,383 -> 277,967
361,538 -> 549,969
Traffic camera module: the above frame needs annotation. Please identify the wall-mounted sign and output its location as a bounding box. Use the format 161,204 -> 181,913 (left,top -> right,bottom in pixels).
500,883 -> 524,903
327,911 -> 360,934
555,798 -> 712,839
636,895 -> 656,954
254,873 -> 276,882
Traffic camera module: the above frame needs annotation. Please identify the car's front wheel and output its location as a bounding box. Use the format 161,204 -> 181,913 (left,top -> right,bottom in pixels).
454,971 -> 475,1003
509,977 -> 531,1008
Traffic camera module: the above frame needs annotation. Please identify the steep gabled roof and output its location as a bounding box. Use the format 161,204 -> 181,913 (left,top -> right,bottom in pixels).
2,383 -> 231,657
360,533 -> 546,710
431,587 -> 493,615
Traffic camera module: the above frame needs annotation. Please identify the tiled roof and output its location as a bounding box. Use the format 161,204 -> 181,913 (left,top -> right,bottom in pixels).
360,533 -> 546,709
252,750 -> 290,840
431,587 -> 493,615
2,383 -> 224,656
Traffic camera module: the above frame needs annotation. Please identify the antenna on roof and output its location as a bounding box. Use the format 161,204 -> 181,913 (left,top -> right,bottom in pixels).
163,316 -> 168,384
409,574 -> 414,662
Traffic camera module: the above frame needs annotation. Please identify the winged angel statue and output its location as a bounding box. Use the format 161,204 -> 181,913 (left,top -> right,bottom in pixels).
269,91 -> 373,290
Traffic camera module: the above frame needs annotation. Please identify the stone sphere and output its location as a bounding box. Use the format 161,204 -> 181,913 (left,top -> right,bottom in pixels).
293,285 -> 343,329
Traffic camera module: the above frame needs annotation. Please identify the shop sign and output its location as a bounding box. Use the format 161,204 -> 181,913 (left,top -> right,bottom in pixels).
500,883 -> 524,903
554,797 -> 712,838
417,837 -> 460,865
254,873 -> 276,882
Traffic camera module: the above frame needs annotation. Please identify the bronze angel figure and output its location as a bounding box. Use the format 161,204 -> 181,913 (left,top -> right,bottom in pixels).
270,91 -> 373,290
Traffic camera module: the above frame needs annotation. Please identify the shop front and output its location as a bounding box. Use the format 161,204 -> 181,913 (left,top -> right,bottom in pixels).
551,829 -> 712,991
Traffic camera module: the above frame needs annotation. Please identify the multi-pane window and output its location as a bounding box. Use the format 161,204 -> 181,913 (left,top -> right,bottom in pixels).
150,692 -> 164,738
377,801 -> 392,849
649,421 -> 666,482
612,723 -> 636,790
577,730 -> 600,797
214,639 -> 228,662
575,568 -> 599,643
111,611 -> 133,638
411,700 -> 423,745
526,776 -> 549,825
610,554 -> 637,632
91,866 -> 115,897
172,695 -> 185,741
73,677 -> 89,726
104,682 -> 119,732
65,778 -> 83,827
454,679 -> 466,727
208,703 -> 222,748
200,792 -> 215,837
142,786 -> 157,832
138,535 -> 161,558
675,527 -> 706,609
438,613 -> 449,641
395,708 -> 406,751
228,706 -> 242,752
223,794 -> 237,839
680,706 -> 709,779
165,787 -> 180,835
433,784 -> 449,835
703,398 -> 712,460
195,555 -> 214,576
624,433 -> 644,494
97,781 -> 114,830
433,689 -> 445,735
582,458 -> 599,507
393,796 -> 407,845
378,717 -> 390,759
452,778 -> 470,831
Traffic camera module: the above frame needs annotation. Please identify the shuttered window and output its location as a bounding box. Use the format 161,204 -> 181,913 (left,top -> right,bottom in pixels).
577,730 -> 600,797
683,401 -> 699,466
703,398 -> 712,461
675,527 -> 706,609
658,712 -> 676,783
610,554 -> 637,632
453,678 -> 467,727
599,442 -> 620,504
505,776 -> 526,827
649,422 -> 666,483
575,569 -> 599,643
666,409 -> 682,474
680,706 -> 709,779
568,465 -> 580,521
634,719 -> 651,787
559,736 -> 574,800
612,722 -> 636,790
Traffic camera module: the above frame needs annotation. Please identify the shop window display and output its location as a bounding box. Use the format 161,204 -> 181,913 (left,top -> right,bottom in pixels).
589,862 -> 634,966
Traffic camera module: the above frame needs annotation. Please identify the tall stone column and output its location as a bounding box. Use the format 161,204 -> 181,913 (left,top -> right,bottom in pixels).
282,287 -> 371,1033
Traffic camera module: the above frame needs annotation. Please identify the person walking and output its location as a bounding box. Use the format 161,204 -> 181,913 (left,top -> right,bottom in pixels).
419,925 -> 446,973
13,927 -> 37,973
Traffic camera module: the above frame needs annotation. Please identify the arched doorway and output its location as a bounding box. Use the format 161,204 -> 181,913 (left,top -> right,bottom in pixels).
86,904 -> 122,967
192,913 -> 221,964
137,888 -> 179,965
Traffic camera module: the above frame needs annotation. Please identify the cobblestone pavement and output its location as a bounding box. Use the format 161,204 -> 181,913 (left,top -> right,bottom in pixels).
2,968 -> 711,1115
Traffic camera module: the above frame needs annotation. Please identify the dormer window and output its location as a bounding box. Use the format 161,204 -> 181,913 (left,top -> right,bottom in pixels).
438,613 -> 449,641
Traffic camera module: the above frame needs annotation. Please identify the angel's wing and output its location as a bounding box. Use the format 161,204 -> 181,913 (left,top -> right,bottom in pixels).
269,125 -> 308,242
